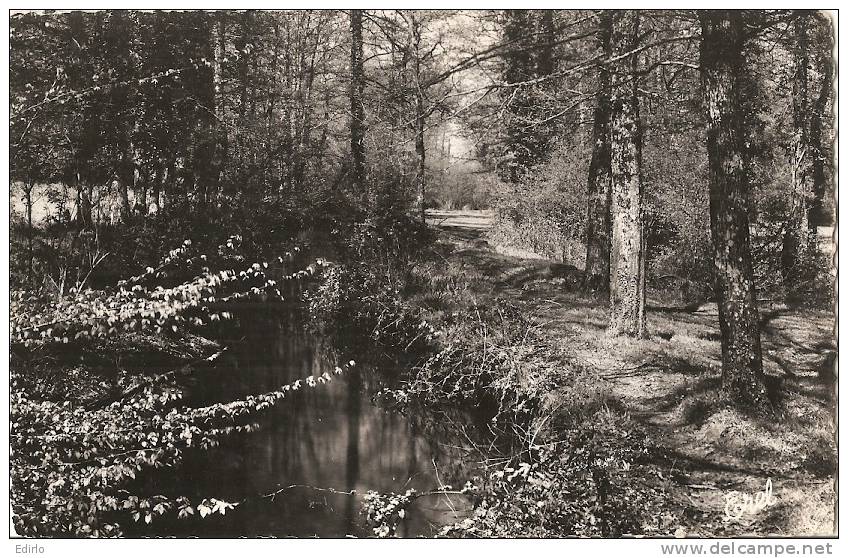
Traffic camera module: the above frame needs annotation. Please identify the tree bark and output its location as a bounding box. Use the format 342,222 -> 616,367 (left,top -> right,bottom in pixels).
414,95 -> 426,221
136,168 -> 148,215
117,131 -> 134,220
409,13 -> 426,222
782,14 -> 811,289
502,10 -> 536,183
807,14 -> 834,230
698,11 -> 770,410
237,11 -> 251,119
211,14 -> 228,204
350,9 -> 367,198
293,16 -> 319,190
23,183 -> 34,287
150,162 -> 163,214
162,158 -> 176,212
536,10 -> 556,77
583,10 -> 613,295
607,10 -> 646,337
77,177 -> 93,229
112,11 -> 135,222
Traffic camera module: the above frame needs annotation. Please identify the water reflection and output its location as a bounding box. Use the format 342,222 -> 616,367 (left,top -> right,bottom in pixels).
147,319 -> 484,538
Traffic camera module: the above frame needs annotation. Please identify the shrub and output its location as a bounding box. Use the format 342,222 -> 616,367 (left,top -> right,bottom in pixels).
437,412 -> 670,537
304,260 -> 435,360
488,140 -> 589,264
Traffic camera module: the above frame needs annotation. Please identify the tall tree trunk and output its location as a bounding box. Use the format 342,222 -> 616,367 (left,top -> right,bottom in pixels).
118,130 -> 134,220
350,9 -> 367,198
502,9 -> 536,183
315,91 -> 331,175
150,162 -> 163,214
782,14 -> 811,290
280,28 -> 294,193
237,11 -> 250,119
410,13 -> 426,222
23,183 -> 34,287
536,10 -> 556,76
112,11 -> 135,222
265,18 -> 281,191
583,10 -> 613,295
77,176 -> 93,230
607,10 -> 646,337
232,11 -> 250,188
211,14 -> 228,205
74,181 -> 83,227
414,95 -> 426,221
136,172 -> 148,215
162,158 -> 176,212
699,11 -> 770,410
534,10 -> 557,162
117,179 -> 131,221
293,18 -> 319,190
807,14 -> 834,231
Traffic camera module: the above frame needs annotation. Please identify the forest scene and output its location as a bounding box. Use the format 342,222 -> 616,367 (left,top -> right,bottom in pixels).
8,9 -> 837,539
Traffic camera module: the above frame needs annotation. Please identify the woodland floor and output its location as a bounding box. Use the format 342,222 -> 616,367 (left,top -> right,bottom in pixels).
426,209 -> 837,537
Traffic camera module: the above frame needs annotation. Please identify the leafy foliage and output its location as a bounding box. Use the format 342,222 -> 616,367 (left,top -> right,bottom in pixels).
11,353 -> 354,536
11,236 -> 316,350
438,425 -> 672,537
10,233 -> 341,537
488,138 -> 590,264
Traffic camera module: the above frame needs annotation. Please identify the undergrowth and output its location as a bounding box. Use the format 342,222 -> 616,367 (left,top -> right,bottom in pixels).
340,237 -> 673,537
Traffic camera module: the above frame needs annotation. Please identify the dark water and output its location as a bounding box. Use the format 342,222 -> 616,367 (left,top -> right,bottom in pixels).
140,318 -> 488,538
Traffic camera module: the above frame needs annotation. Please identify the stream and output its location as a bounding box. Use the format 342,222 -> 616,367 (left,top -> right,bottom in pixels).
138,314 -> 491,538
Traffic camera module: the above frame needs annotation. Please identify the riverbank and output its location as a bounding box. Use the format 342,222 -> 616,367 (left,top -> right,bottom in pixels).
412,210 -> 836,537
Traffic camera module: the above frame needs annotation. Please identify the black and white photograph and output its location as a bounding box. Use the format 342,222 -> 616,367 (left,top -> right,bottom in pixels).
5,4 -> 840,546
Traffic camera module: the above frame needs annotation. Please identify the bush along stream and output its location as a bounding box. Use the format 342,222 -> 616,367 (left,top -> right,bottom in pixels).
300,220 -> 674,538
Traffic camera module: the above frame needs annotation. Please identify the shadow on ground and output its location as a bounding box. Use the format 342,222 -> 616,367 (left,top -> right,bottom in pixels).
426,209 -> 837,537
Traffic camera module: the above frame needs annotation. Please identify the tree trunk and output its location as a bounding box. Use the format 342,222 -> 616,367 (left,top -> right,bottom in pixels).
264,18 -> 281,191
414,97 -> 426,221
118,133 -> 134,220
607,10 -> 646,337
410,13 -> 426,222
136,169 -> 148,216
583,10 -> 613,295
502,10 -> 536,183
807,14 -> 834,230
237,11 -> 250,119
350,9 -> 367,198
782,14 -> 811,290
112,11 -> 135,222
212,14 -> 228,205
293,18 -> 319,190
162,158 -> 176,212
698,11 -> 770,410
24,184 -> 34,287
150,162 -> 163,214
77,176 -> 93,230
536,10 -> 556,77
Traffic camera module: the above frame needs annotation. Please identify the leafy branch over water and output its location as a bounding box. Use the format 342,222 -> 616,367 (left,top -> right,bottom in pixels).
10,237 -> 346,537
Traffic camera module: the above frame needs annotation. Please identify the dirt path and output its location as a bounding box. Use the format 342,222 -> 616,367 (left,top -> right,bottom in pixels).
428,210 -> 837,537
425,209 -> 493,235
